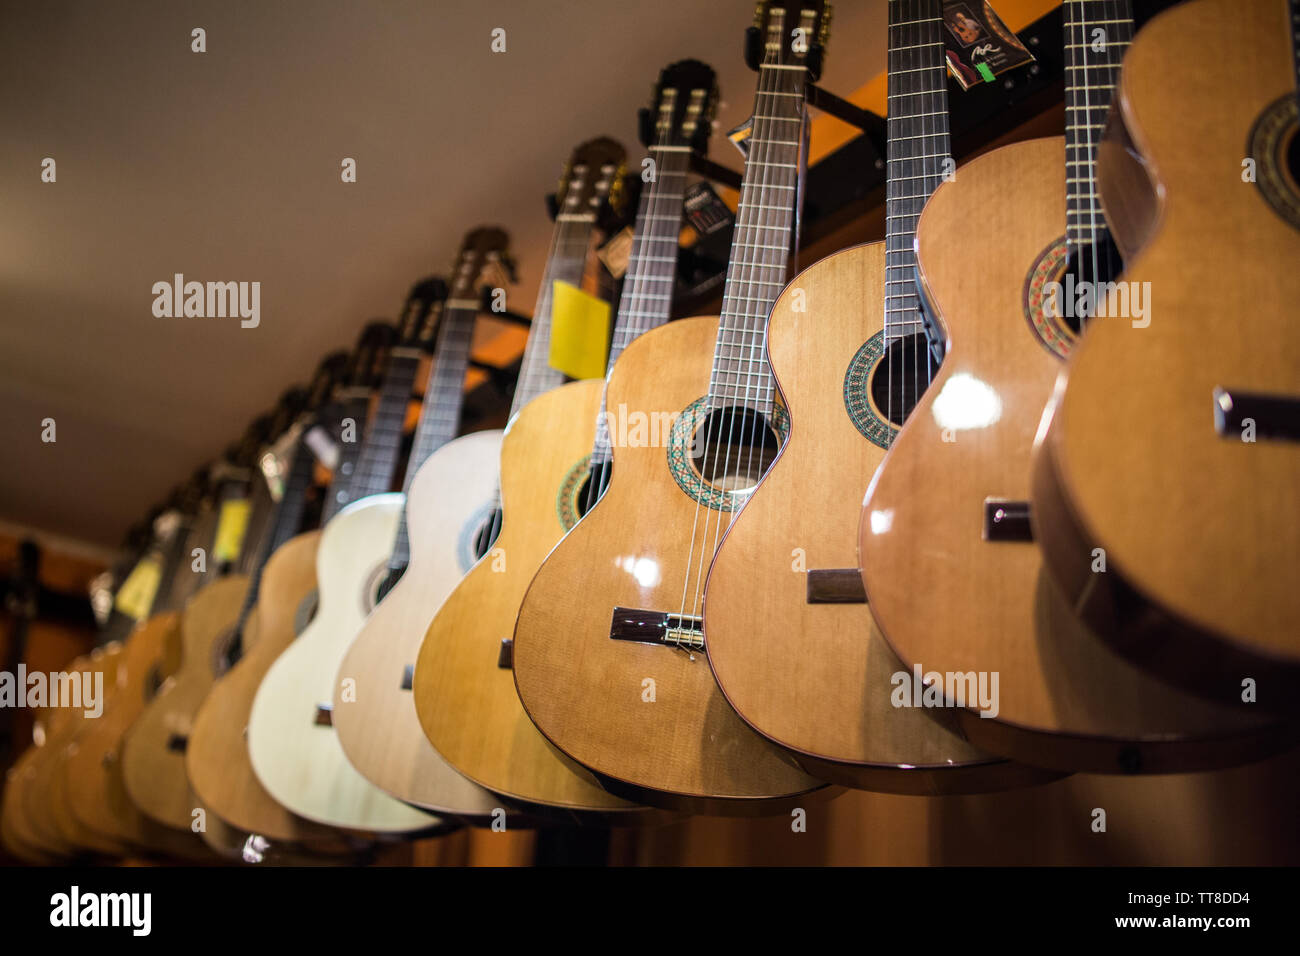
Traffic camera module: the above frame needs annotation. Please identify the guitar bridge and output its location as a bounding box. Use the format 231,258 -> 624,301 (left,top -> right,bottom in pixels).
1213,387 -> 1300,443
610,607 -> 704,650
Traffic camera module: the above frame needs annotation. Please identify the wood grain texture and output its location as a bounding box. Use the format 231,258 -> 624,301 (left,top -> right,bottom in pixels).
3,743 -> 71,862
414,381 -> 650,815
333,430 -> 507,819
705,244 -> 1048,791
247,494 -> 440,833
60,615 -> 212,858
120,574 -> 247,830
1032,0 -> 1300,708
861,136 -> 1289,773
513,320 -> 830,812
186,531 -> 350,846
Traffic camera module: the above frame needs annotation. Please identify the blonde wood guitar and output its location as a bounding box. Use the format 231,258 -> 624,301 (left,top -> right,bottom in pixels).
514,323 -> 829,811
860,135 -> 1289,773
415,383 -> 644,815
706,245 -> 1054,790
187,530 -> 353,848
1032,0 -> 1300,711
333,430 -> 505,818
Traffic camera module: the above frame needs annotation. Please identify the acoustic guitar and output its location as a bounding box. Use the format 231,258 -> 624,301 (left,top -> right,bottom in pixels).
60,494 -> 215,858
119,381 -> 331,834
858,0 -> 1290,774
332,228 -> 515,821
187,329 -> 387,852
1030,0 -> 1300,713
512,2 -> 831,813
248,283 -> 453,834
703,0 -> 1052,792
414,134 -> 665,817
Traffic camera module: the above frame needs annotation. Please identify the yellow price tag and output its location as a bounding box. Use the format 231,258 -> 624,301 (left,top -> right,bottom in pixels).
114,556 -> 162,621
213,498 -> 251,563
549,281 -> 611,380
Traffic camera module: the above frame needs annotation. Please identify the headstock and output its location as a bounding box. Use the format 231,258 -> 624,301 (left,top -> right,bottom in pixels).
308,351 -> 350,409
395,277 -> 449,352
449,227 -> 512,301
345,322 -> 396,389
268,386 -> 309,438
557,137 -> 628,223
745,0 -> 832,81
641,60 -> 719,154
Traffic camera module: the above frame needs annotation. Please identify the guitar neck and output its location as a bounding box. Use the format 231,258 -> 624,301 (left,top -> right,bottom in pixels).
389,305 -> 477,569
347,351 -> 422,503
508,215 -> 594,419
590,139 -> 692,465
707,47 -> 808,415
884,0 -> 951,345
1064,0 -> 1134,249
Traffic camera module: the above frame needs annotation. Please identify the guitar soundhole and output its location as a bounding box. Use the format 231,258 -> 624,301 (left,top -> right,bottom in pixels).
1063,234 -> 1123,335
1285,124 -> 1299,192
687,405 -> 781,495
472,509 -> 503,560
868,333 -> 930,427
573,459 -> 612,520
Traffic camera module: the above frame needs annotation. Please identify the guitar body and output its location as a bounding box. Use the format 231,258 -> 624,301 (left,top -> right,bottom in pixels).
248,497 -> 439,833
22,649 -> 130,857
61,613 -> 210,858
860,136 -> 1288,773
187,531 -> 348,846
513,318 -> 828,812
333,430 -> 505,818
703,245 -> 1050,791
414,381 -> 646,816
121,575 -> 247,829
2,753 -> 66,863
1032,0 -> 1300,708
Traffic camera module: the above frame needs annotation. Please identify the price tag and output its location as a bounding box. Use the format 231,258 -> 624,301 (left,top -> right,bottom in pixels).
213,498 -> 251,563
549,281 -> 611,380
114,556 -> 162,621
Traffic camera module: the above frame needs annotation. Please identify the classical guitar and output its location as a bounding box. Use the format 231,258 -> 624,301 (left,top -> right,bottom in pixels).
1030,0 -> 1300,713
703,0 -> 1051,792
248,285 -> 448,834
119,385 -> 325,834
512,3 -> 830,812
60,492 -> 214,858
333,228 -> 515,821
414,134 -> 663,816
858,0 -> 1289,774
187,331 -> 385,852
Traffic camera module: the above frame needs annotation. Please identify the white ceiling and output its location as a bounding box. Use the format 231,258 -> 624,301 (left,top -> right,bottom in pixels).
0,0 -> 886,553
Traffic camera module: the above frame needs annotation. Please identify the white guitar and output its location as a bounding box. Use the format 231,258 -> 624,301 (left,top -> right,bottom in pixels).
246,278 -> 453,832
332,229 -> 513,818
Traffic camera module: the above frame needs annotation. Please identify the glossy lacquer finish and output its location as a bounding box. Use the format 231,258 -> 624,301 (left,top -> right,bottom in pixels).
860,137 -> 1289,774
333,429 -> 505,819
513,318 -> 829,812
705,244 -> 1045,792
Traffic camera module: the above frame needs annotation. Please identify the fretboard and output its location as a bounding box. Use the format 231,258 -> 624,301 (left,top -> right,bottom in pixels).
388,306 -> 476,569
508,216 -> 595,419
1064,0 -> 1133,247
321,394 -> 371,522
884,0 -> 951,345
345,351 -> 421,503
707,50 -> 807,414
590,142 -> 691,465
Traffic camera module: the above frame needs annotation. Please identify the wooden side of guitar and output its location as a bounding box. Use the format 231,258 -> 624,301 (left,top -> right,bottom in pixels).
60,614 -> 213,859
512,320 -> 829,812
333,430 -> 506,819
186,531 -> 352,848
704,245 -> 1051,791
413,381 -> 651,817
121,574 -> 247,830
859,136 -> 1289,773
1031,0 -> 1300,709
2,755 -> 67,864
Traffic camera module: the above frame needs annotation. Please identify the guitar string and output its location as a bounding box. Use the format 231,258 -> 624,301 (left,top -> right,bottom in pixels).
675,24 -> 796,647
